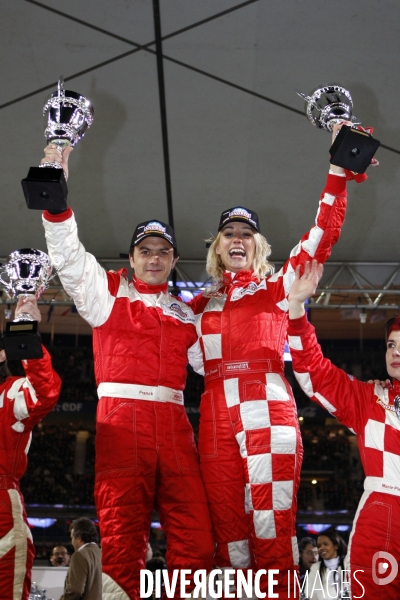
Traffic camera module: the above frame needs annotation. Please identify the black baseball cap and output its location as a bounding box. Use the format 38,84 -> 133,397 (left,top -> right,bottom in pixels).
218,207 -> 260,232
130,220 -> 177,251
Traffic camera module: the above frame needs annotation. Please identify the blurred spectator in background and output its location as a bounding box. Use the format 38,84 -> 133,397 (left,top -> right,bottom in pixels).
50,545 -> 70,567
298,537 -> 318,582
60,517 -> 101,600
306,530 -> 347,600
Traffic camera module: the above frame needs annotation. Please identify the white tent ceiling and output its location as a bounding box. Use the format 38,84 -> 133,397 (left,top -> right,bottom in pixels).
1,0 -> 400,337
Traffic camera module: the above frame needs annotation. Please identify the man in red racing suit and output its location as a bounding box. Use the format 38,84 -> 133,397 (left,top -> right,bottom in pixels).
0,298 -> 61,600
288,261 -> 400,600
188,168 -> 347,595
40,144 -> 214,600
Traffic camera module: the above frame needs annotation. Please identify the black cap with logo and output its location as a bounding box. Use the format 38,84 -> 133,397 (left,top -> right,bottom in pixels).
218,207 -> 260,232
130,220 -> 177,251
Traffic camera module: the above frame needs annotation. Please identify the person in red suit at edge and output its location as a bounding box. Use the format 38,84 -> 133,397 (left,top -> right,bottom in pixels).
0,297 -> 62,600
186,122 -> 373,598
39,146 -> 214,600
288,259 -> 400,600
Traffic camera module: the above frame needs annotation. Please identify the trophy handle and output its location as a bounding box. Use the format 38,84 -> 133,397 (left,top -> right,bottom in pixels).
0,272 -> 13,295
296,90 -> 312,102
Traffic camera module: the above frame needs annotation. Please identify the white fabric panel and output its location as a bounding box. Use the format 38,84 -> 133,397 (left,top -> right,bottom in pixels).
267,270 -> 282,283
240,400 -> 270,430
292,536 -> 299,565
383,451 -> 400,481
314,392 -> 337,414
11,422 -> 25,433
224,378 -> 240,408
321,192 -> 335,206
364,476 -> 400,497
202,333 -> 222,360
247,453 -> 272,484
384,407 -> 400,430
9,489 -> 32,598
23,378 -> 38,404
102,572 -> 130,600
235,430 -> 247,458
7,378 -> 25,400
227,539 -> 252,568
244,483 -> 253,514
271,426 -> 296,454
97,382 -> 184,404
43,214 -> 116,328
273,480 -> 293,510
25,432 -> 33,455
288,335 -> 303,351
13,390 -> 29,422
203,296 -> 225,312
0,390 -> 4,408
253,510 -> 276,539
282,262 -> 296,297
365,419 -> 385,451
289,242 -> 301,258
266,373 -> 289,401
276,298 -> 289,312
195,312 -> 203,337
301,225 -> 324,258
293,370 -> 313,397
188,339 -> 205,375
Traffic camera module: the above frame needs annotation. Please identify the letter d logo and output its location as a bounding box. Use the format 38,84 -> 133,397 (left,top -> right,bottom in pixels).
372,551 -> 398,586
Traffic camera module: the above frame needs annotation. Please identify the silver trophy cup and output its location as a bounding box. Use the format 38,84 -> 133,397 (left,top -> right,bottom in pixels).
297,83 -> 380,173
29,582 -> 54,600
22,77 -> 94,210
297,83 -> 358,132
0,249 -> 55,359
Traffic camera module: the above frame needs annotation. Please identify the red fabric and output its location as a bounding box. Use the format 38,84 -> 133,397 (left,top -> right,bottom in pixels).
288,317 -> 400,598
95,400 -> 213,600
43,206 -> 73,222
132,275 -> 168,294
92,279 -> 197,388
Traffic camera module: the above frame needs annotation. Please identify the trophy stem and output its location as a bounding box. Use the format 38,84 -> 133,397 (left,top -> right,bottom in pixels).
50,138 -> 72,151
13,313 -> 35,323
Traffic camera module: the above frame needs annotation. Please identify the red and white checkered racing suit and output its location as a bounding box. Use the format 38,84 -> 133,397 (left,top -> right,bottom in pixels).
188,173 -> 347,595
288,314 -> 400,600
0,347 -> 61,600
42,208 -> 214,600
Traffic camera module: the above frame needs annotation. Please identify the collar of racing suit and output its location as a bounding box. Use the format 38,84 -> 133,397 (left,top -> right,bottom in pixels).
133,276 -> 168,295
222,269 -> 260,288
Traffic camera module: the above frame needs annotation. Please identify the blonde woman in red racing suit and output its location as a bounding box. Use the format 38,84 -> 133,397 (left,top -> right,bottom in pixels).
188,128 -> 350,596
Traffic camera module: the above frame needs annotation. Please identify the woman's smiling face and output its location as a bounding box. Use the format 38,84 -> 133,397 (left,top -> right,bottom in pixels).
216,222 -> 256,273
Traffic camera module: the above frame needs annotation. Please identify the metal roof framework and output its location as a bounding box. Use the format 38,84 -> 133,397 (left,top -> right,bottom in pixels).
2,259 -> 400,311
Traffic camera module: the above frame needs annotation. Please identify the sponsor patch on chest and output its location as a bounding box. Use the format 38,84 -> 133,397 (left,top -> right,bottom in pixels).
161,301 -> 195,324
376,396 -> 397,415
230,281 -> 263,301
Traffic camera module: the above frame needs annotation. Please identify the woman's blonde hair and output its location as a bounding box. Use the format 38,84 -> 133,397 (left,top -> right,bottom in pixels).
206,230 -> 274,282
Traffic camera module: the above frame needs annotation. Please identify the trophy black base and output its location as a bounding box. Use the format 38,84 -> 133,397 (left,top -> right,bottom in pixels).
2,320 -> 43,360
330,125 -> 380,174
22,167 -> 68,211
